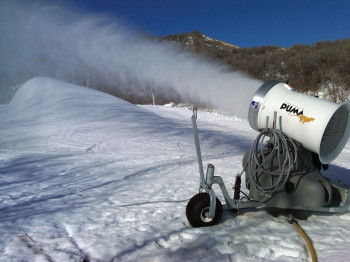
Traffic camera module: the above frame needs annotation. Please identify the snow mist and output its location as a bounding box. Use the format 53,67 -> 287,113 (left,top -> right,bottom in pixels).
0,0 -> 262,117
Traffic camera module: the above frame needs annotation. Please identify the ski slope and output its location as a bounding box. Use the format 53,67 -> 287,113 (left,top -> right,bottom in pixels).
0,77 -> 350,262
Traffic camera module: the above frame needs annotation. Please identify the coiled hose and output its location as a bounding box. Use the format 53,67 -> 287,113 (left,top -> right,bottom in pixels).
247,129 -> 298,198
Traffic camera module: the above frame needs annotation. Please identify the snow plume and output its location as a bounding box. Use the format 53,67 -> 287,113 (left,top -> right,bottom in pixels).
0,0 -> 262,117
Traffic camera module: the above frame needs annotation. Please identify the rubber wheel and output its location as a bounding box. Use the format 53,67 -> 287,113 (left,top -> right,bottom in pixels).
186,193 -> 223,227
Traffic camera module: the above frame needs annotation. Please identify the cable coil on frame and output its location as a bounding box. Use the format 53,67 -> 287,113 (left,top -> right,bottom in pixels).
247,128 -> 298,198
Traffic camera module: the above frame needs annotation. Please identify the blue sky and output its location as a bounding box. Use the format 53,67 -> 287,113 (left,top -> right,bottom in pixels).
60,0 -> 348,47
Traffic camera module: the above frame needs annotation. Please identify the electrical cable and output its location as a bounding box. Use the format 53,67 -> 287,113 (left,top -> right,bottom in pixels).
288,218 -> 317,262
247,129 -> 298,198
239,190 -> 251,200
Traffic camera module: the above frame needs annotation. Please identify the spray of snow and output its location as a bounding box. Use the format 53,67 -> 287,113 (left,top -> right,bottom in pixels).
0,0 -> 262,117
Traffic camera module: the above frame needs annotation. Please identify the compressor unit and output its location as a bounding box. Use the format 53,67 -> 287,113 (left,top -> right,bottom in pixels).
186,80 -> 350,227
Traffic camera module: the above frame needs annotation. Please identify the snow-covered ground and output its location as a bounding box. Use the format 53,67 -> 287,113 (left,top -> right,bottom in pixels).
0,77 -> 350,262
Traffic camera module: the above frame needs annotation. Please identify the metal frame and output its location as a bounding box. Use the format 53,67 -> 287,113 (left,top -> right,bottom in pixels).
192,109 -> 262,218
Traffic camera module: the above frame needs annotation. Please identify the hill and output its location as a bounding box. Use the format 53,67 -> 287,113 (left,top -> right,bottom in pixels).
163,30 -> 238,54
163,31 -> 350,102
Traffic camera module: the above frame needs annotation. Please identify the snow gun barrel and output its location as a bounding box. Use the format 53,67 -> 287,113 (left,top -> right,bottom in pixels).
248,80 -> 350,164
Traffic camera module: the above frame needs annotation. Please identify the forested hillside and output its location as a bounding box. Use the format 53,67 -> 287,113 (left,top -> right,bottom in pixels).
163,30 -> 350,103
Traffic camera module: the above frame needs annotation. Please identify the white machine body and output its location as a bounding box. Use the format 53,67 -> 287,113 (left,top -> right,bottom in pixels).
249,80 -> 350,164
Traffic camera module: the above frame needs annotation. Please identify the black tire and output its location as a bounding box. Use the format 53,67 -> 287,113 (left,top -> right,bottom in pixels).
186,193 -> 223,227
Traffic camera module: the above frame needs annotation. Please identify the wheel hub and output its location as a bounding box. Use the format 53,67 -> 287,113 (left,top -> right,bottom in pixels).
200,207 -> 213,222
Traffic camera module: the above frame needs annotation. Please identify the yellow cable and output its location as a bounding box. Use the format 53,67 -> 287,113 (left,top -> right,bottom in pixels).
289,219 -> 317,262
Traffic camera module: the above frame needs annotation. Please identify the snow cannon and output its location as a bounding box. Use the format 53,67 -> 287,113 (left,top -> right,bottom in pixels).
243,80 -> 350,209
248,80 -> 350,164
186,80 -> 350,228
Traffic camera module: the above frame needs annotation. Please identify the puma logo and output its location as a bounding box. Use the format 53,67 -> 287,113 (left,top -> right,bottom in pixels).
289,114 -> 315,124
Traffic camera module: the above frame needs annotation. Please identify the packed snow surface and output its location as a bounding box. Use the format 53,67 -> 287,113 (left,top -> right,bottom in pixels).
1,77 -> 350,261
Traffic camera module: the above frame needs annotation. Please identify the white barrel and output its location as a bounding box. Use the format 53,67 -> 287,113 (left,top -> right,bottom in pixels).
248,80 -> 350,164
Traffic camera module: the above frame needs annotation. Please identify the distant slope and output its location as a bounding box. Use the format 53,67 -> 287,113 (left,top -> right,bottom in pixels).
4,77 -> 157,123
